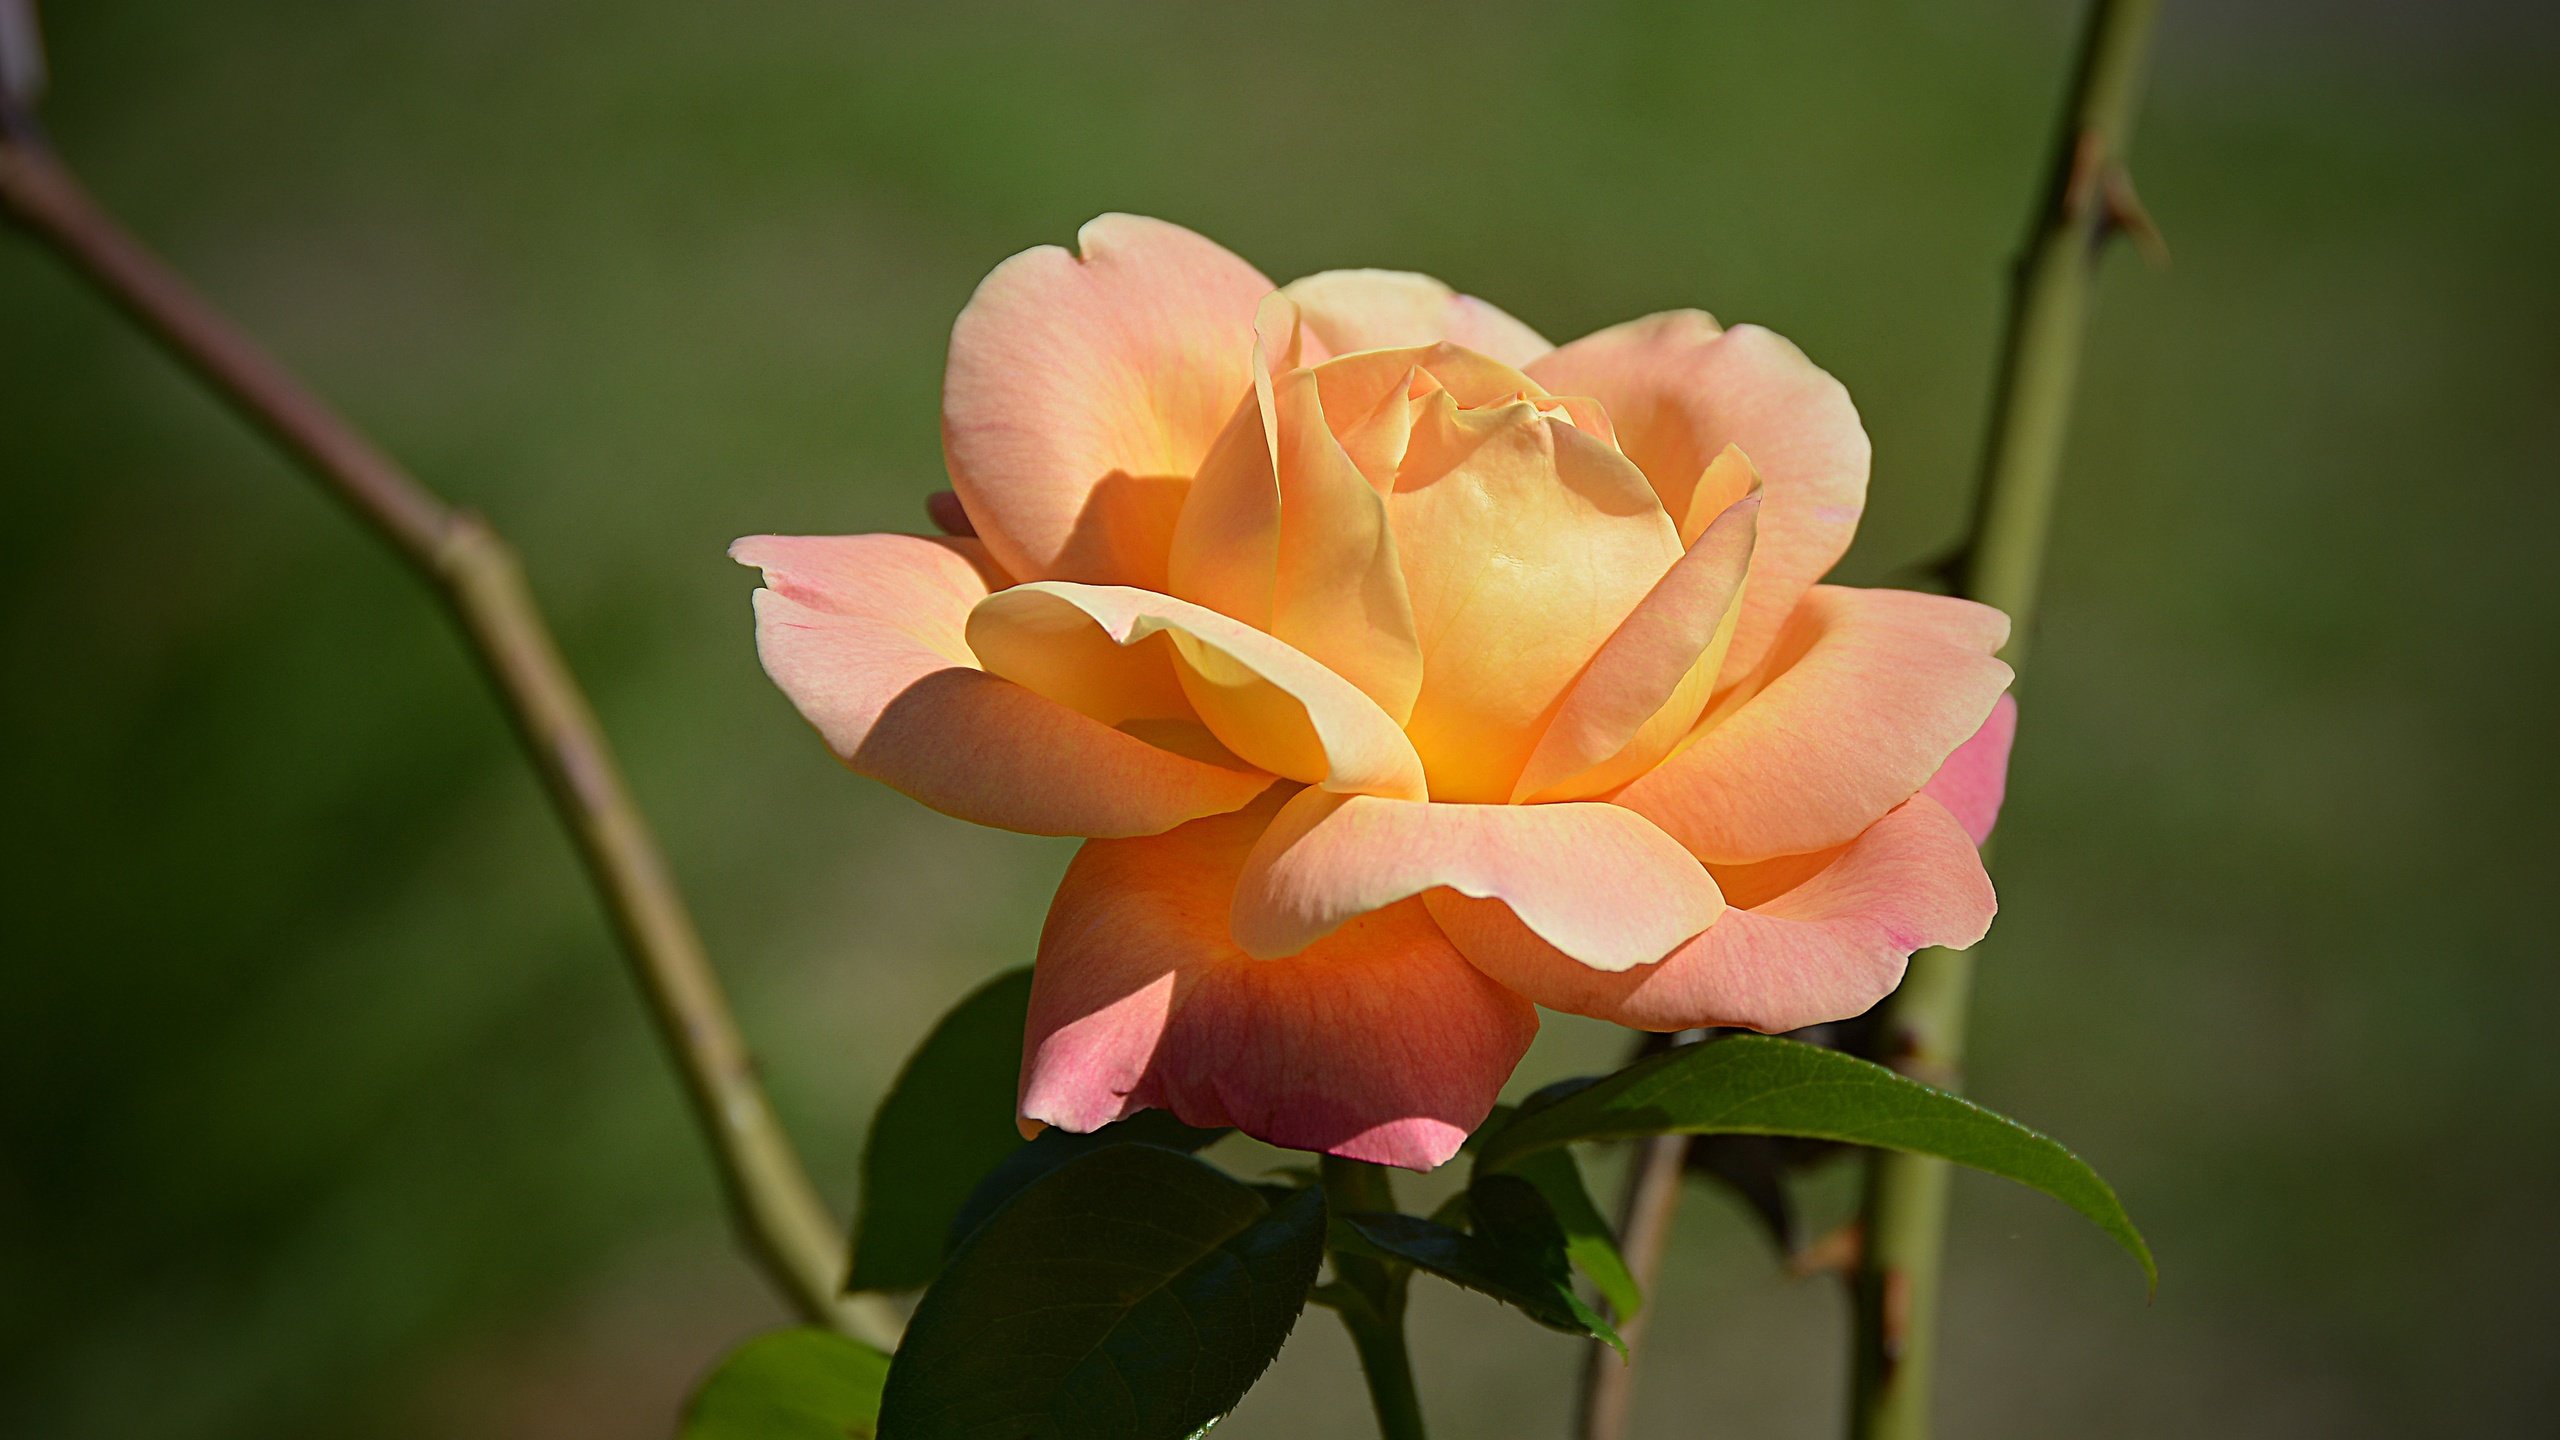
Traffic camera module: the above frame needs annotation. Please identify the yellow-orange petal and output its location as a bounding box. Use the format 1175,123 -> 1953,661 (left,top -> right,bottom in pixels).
1168,300 -> 1423,721
1391,393 -> 1684,801
942,214 -> 1271,588
1431,795 -> 1994,1032
1279,268 -> 1551,368
967,582 -> 1427,801
1230,786 -> 1721,970
1020,797 -> 1539,1170
1614,586 -> 2012,864
735,533 -> 1270,837
1527,313 -> 1870,679
1511,489 -> 1762,803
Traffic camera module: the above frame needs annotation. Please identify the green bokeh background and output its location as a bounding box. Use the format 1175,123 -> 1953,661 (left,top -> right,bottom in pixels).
4,2 -> 2552,1435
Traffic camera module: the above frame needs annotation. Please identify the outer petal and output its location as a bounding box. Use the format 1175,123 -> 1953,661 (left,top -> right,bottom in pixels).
1020,799 -> 1540,1170
967,582 -> 1428,800
1280,268 -> 1551,368
735,534 -> 1270,837
1527,313 -> 1870,679
1921,692 -> 2019,845
1168,302 -> 1424,721
1431,795 -> 1994,1032
1511,488 -> 1761,803
1391,394 -> 1685,802
1615,586 -> 2012,864
943,214 -> 1272,588
1229,786 -> 1723,969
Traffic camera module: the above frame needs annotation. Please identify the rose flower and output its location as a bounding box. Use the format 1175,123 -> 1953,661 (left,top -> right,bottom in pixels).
737,215 -> 2016,1170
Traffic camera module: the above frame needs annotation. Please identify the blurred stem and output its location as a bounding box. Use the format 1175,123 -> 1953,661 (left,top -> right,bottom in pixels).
1322,1156 -> 1429,1440
1574,1131 -> 1692,1440
1848,3 -> 2161,1437
0,50 -> 893,1348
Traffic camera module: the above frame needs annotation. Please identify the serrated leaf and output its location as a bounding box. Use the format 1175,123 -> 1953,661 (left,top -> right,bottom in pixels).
1497,1148 -> 1642,1319
1474,1034 -> 2154,1290
679,1327 -> 891,1440
878,1145 -> 1325,1440
1333,1201 -> 1624,1355
846,968 -> 1033,1293
946,1110 -> 1229,1254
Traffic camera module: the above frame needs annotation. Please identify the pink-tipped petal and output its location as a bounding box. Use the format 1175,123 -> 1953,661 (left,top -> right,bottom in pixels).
1511,489 -> 1762,803
1020,799 -> 1539,1170
735,533 -> 1270,837
1433,795 -> 1995,1033
943,214 -> 1273,588
1921,692 -> 2019,845
1279,268 -> 1551,368
1615,586 -> 2013,864
1230,786 -> 1722,970
1527,313 -> 1870,679
967,582 -> 1427,801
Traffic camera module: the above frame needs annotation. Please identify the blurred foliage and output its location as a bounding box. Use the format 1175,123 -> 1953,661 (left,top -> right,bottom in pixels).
1,1 -> 2553,1436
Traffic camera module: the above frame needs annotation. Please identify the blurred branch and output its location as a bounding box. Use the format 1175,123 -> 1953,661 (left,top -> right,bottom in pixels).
1573,1129 -> 1691,1440
1848,3 -> 2162,1437
0,11 -> 893,1349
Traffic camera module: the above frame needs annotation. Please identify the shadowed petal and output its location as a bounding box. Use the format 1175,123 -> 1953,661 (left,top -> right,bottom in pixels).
1615,586 -> 2012,863
735,533 -> 1270,837
1230,786 -> 1722,969
1432,795 -> 1994,1033
1528,313 -> 1870,679
1020,798 -> 1539,1170
943,214 -> 1272,588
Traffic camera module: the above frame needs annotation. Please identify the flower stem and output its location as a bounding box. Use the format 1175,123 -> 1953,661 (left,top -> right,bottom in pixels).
1321,1156 -> 1430,1440
0,21 -> 892,1348
1847,2 -> 2161,1437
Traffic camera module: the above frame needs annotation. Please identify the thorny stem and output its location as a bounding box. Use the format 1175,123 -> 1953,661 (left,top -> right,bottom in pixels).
0,12 -> 893,1348
1849,3 -> 2161,1437
1322,1156 -> 1430,1440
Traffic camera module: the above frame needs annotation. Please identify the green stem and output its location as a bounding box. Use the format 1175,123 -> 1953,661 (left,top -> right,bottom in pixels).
1322,1156 -> 1429,1440
1847,3 -> 2161,1437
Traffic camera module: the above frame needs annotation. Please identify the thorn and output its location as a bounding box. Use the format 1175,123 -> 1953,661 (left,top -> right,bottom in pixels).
2099,164 -> 2170,268
1878,1266 -> 1914,1375
1787,1220 -> 1864,1280
2060,129 -> 2107,221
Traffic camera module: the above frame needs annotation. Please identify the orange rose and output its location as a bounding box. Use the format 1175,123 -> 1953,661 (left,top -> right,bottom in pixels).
738,215 -> 2015,1169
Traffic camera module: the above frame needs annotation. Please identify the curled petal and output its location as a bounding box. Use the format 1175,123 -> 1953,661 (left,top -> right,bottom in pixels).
1231,786 -> 1721,969
1615,586 -> 2012,864
967,582 -> 1427,800
1020,799 -> 1539,1170
943,214 -> 1272,588
1280,268 -> 1551,368
1432,795 -> 1995,1033
1528,313 -> 1870,678
1169,300 -> 1423,721
1391,395 -> 1684,801
1512,488 -> 1761,803
735,534 -> 1269,837
1921,692 -> 2019,845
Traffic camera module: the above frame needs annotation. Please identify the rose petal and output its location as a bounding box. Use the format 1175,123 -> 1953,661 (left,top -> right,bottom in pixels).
1432,795 -> 1995,1032
1279,268 -> 1551,368
1528,313 -> 1870,679
1921,692 -> 2019,845
1020,798 -> 1539,1170
967,582 -> 1428,800
1230,786 -> 1722,970
1511,487 -> 1761,803
735,533 -> 1270,837
1614,586 -> 2012,863
943,214 -> 1272,588
1168,299 -> 1423,721
1391,393 -> 1685,801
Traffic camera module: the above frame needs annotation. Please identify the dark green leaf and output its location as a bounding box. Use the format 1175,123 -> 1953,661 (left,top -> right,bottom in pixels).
680,1327 -> 891,1440
847,968 -> 1034,1293
946,1110 -> 1229,1254
1474,1034 -> 2154,1290
1496,1149 -> 1642,1319
878,1145 -> 1325,1440
1333,1199 -> 1624,1354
